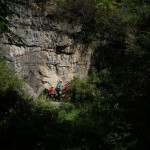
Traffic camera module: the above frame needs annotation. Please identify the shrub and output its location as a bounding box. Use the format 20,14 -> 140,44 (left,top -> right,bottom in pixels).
0,59 -> 23,118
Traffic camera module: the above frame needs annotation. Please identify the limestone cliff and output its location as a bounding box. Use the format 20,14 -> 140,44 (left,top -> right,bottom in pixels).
0,1 -> 92,98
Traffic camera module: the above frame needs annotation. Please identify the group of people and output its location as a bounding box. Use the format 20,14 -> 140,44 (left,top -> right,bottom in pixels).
45,80 -> 70,101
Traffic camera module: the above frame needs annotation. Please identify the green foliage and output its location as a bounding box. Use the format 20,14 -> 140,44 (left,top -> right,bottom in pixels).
0,0 -> 13,32
0,59 -> 25,118
90,1 -> 150,149
0,59 -> 22,94
69,76 -> 99,103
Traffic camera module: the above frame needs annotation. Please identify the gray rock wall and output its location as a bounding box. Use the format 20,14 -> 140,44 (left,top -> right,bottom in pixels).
0,2 -> 92,98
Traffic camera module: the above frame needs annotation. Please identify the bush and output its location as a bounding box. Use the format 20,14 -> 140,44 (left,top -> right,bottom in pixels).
0,59 -> 24,118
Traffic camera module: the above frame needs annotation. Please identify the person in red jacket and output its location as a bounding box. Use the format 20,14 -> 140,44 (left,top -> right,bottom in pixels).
49,85 -> 55,99
64,82 -> 70,100
65,82 -> 70,92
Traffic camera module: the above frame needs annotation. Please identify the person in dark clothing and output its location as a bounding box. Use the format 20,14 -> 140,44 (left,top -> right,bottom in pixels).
55,80 -> 63,101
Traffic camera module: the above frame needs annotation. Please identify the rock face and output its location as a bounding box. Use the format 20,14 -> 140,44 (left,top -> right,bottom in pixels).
0,1 -> 92,98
